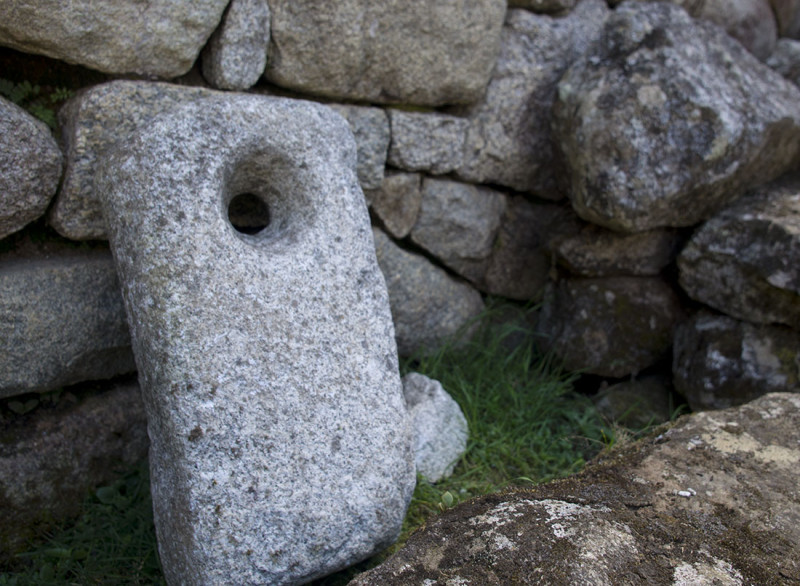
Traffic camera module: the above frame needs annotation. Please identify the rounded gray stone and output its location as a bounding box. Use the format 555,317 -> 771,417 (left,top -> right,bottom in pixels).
403,372 -> 468,483
677,177 -> 800,328
201,0 -> 270,90
0,0 -> 229,77
97,94 -> 415,585
264,0 -> 506,106
553,1 -> 800,232
0,97 -> 63,240
387,110 -> 468,175
0,250 -> 135,399
364,171 -> 422,240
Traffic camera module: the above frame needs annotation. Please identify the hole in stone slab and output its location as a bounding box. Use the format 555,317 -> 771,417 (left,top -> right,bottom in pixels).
227,192 -> 271,235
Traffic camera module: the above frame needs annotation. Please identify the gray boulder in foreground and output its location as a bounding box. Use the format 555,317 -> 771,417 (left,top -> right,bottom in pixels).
403,373 -> 468,483
352,392 -> 800,584
98,95 -> 414,585
0,0 -> 228,77
0,250 -> 134,399
264,0 -> 506,106
554,2 -> 800,232
678,176 -> 800,329
0,97 -> 62,240
674,311 -> 800,411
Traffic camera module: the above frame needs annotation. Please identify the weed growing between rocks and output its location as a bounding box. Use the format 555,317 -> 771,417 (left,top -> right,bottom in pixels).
0,303 -> 616,585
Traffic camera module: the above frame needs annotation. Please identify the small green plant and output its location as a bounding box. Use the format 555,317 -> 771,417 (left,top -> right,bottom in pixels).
0,78 -> 73,130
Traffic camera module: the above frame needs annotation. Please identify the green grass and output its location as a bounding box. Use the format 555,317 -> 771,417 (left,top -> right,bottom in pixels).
1,302 -> 615,585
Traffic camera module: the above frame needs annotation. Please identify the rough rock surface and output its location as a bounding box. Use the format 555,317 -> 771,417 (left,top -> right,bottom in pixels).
264,0 -> 506,106
51,81 -> 218,240
0,0 -> 229,78
0,250 -> 134,399
328,105 -> 390,191
766,37 -> 800,88
373,227 -> 485,357
201,0 -> 270,90
0,97 -> 63,240
553,2 -> 800,232
553,224 -> 679,277
410,179 -> 506,285
351,392 -> 800,585
536,277 -> 684,377
678,177 -> 800,329
364,172 -> 422,239
481,198 -> 580,300
387,110 -> 468,175
97,95 -> 414,585
674,311 -> 800,411
593,376 -> 674,429
403,373 -> 468,483
455,0 -> 609,198
0,380 -> 148,559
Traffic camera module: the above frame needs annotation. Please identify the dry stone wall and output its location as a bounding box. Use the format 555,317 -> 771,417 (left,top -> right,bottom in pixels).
3,0 -> 800,577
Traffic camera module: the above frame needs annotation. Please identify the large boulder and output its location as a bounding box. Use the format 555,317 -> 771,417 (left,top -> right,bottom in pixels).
201,0 -> 271,91
0,380 -> 148,559
373,227 -> 485,357
0,97 -> 62,240
0,0 -> 229,78
536,277 -> 684,378
51,81 -> 388,240
553,1 -> 800,232
673,311 -> 800,411
455,0 -> 610,198
352,393 -> 800,584
264,0 -> 506,106
97,95 -> 415,585
0,249 -> 135,399
678,176 -> 800,329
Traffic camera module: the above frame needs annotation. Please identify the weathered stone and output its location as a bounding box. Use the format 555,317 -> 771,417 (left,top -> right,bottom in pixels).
0,0 -> 228,78
593,375 -> 674,429
373,227 -> 485,357
455,0 -> 609,198
673,311 -> 800,411
328,105 -> 390,191
264,0 -> 505,106
508,0 -> 577,14
351,393 -> 800,584
51,81 -> 218,240
678,177 -> 800,328
0,97 -> 62,240
536,277 -> 684,378
482,198 -> 581,300
766,38 -> 800,86
364,172 -> 422,239
0,250 -> 135,399
553,2 -> 800,232
0,380 -> 148,559
607,0 -> 778,59
553,224 -> 680,277
770,0 -> 800,38
97,95 -> 414,585
403,373 -> 468,483
387,110 -> 468,175
201,0 -> 270,90
410,178 -> 506,285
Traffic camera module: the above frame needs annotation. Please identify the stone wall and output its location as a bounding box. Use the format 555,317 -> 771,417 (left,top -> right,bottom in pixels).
2,0 -> 800,554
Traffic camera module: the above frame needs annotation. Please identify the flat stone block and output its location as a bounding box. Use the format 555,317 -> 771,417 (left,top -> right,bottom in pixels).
98,94 -> 415,584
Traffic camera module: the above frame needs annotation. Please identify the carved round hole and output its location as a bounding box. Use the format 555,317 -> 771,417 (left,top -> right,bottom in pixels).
228,193 -> 270,235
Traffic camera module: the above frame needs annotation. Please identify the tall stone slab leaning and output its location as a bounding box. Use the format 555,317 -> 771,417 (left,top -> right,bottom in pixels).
97,94 -> 415,585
